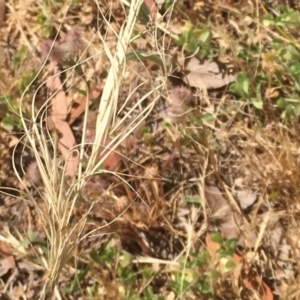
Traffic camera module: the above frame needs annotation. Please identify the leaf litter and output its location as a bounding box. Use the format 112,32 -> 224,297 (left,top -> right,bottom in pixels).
1,0 -> 300,299
183,57 -> 237,90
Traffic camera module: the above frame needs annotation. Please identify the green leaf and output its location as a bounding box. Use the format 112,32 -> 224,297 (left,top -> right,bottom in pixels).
2,114 -> 22,131
276,97 -> 286,108
121,251 -> 133,268
242,78 -> 249,95
199,29 -> 211,44
89,237 -> 116,263
184,195 -> 202,204
229,72 -> 249,97
210,269 -> 220,281
211,232 -> 223,244
277,10 -> 300,27
201,113 -> 215,121
225,258 -> 236,270
198,279 -> 212,294
225,238 -> 238,252
262,15 -> 274,27
251,98 -> 263,109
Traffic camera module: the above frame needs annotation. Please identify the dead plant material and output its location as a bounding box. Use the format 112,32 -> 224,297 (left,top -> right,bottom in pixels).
143,0 -> 158,20
205,185 -> 258,247
183,57 -> 236,89
98,138 -> 122,171
0,241 -> 12,257
67,82 -> 103,125
243,272 -> 273,300
205,185 -> 242,239
47,60 -> 78,177
0,255 -> 15,277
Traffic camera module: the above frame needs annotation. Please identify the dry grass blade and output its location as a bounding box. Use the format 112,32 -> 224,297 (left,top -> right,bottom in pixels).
88,0 -> 144,173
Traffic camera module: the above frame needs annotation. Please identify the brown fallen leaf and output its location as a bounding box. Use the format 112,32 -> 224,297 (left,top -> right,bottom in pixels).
55,120 -> 78,176
205,186 -> 258,247
205,185 -> 242,239
0,255 -> 15,277
26,160 -> 42,184
67,83 -> 102,125
0,240 -> 12,257
243,273 -> 273,300
84,127 -> 122,171
144,0 -> 158,20
47,61 -> 78,177
183,57 -> 236,89
46,70 -> 68,121
98,138 -> 122,171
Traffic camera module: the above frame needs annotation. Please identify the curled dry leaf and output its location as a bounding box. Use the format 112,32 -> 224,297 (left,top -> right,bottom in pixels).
265,87 -> 280,99
243,274 -> 273,300
183,57 -> 236,89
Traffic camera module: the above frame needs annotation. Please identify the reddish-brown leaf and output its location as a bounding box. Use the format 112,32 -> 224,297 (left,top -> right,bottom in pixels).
144,0 -> 158,20
47,61 -> 78,177
92,137 -> 122,171
55,120 -> 78,176
243,274 -> 273,300
0,255 -> 15,277
0,241 -> 12,257
68,83 -> 103,125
